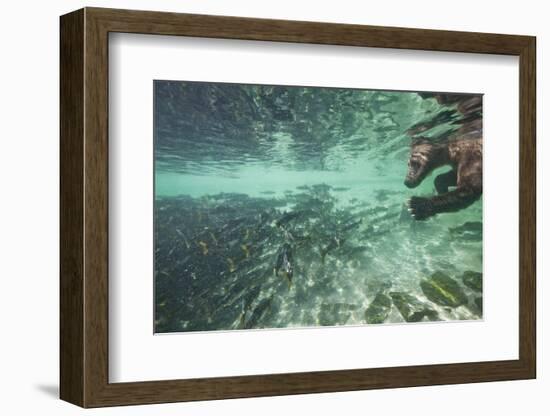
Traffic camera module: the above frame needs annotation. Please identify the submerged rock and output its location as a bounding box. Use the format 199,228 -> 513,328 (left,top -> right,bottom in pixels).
389,291 -> 439,322
420,271 -> 468,308
475,297 -> 483,314
318,303 -> 358,326
365,292 -> 392,324
462,270 -> 482,293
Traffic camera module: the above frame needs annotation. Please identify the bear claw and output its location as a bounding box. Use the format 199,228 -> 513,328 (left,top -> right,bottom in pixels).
408,196 -> 434,221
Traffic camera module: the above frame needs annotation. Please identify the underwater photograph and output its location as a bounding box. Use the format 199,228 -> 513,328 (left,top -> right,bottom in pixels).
153,80 -> 483,334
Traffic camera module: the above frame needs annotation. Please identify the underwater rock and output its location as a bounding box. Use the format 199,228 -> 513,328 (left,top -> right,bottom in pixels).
389,292 -> 439,322
420,271 -> 468,308
475,297 -> 483,314
318,303 -> 358,326
365,292 -> 392,324
465,295 -> 483,317
462,270 -> 482,293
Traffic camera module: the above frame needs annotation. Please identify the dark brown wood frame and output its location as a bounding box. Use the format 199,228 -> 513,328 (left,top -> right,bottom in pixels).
60,7 -> 536,408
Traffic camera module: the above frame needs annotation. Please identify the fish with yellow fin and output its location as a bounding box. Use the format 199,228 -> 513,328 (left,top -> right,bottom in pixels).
274,243 -> 294,288
227,258 -> 236,273
198,241 -> 208,255
241,244 -> 250,259
209,232 -> 218,246
320,236 -> 345,264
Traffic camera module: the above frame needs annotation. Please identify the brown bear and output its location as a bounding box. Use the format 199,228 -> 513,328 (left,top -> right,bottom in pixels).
404,136 -> 482,220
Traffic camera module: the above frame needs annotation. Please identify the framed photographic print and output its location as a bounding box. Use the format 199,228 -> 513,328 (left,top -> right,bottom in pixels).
60,7 -> 536,408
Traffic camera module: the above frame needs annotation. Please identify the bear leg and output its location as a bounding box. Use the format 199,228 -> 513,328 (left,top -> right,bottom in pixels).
434,170 -> 457,194
408,187 -> 480,220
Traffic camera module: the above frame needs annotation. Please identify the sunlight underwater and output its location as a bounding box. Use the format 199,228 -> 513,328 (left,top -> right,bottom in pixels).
153,81 -> 483,333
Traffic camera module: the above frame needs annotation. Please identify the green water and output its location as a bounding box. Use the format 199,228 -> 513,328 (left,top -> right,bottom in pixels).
154,81 -> 482,333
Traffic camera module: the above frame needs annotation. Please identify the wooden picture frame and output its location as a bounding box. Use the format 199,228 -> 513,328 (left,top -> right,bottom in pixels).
60,7 -> 536,408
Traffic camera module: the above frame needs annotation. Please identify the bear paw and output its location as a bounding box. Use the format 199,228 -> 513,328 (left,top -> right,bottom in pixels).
408,196 -> 435,220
